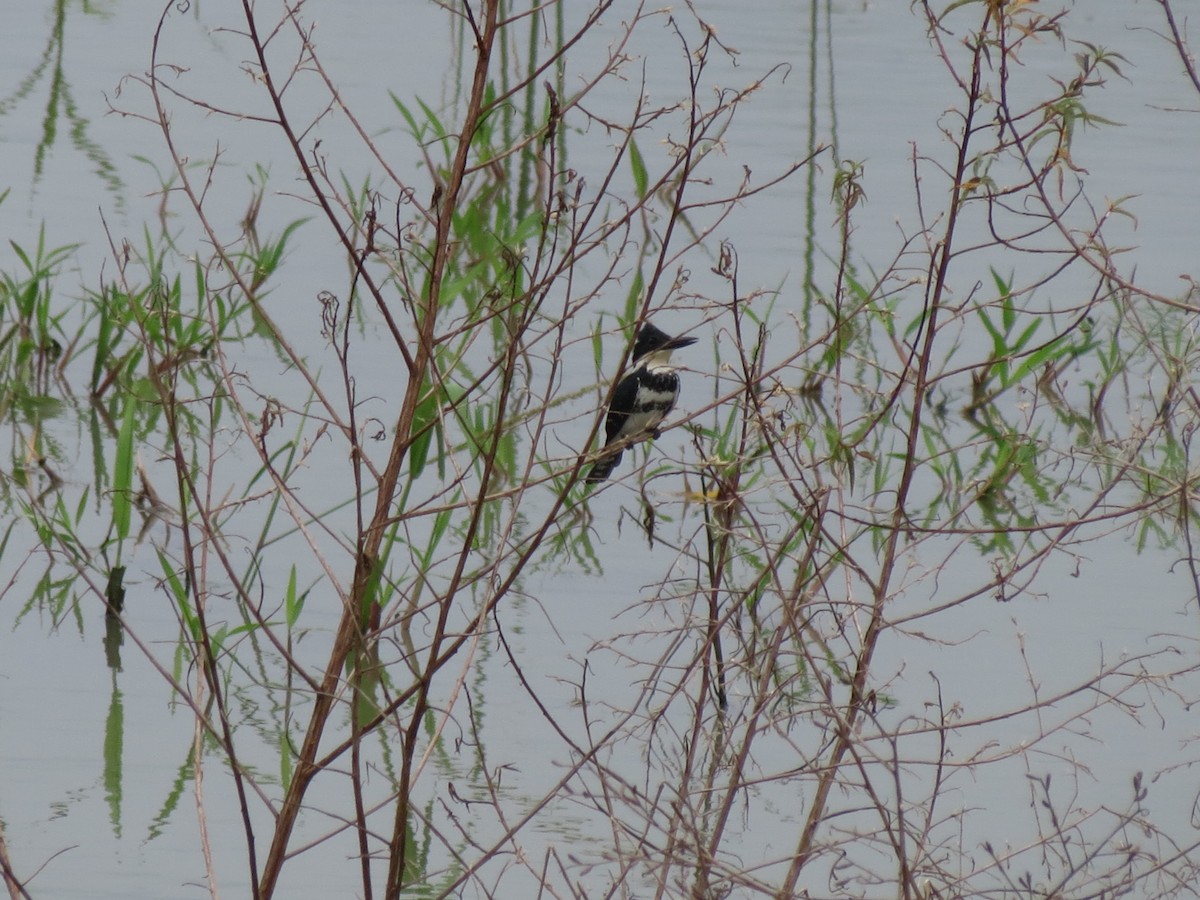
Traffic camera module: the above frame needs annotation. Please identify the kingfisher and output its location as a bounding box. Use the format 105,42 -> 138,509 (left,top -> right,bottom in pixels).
586,322 -> 698,484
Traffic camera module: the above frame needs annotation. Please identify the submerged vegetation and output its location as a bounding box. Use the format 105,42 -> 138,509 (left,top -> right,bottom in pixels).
3,1 -> 1200,897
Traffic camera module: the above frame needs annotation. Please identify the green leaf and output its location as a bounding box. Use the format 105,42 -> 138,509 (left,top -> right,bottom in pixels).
113,397 -> 136,542
629,138 -> 649,199
284,565 -> 305,628
408,385 -> 439,481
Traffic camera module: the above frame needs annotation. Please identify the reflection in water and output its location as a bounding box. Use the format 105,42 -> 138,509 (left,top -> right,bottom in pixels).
0,1 -> 124,210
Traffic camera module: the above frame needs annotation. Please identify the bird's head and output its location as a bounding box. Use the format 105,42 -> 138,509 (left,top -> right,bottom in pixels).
631,323 -> 697,363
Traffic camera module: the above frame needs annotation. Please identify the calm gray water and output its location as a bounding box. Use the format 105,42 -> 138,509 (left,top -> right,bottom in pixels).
2,1 -> 1199,897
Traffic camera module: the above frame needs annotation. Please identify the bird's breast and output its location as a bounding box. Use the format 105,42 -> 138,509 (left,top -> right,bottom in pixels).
620,371 -> 679,432
604,364 -> 684,444
632,377 -> 680,413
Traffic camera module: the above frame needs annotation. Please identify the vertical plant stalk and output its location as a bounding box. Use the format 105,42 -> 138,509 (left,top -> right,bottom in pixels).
779,6 -> 995,894
0,820 -> 29,900
192,691 -> 220,898
253,2 -> 503,896
1158,0 -> 1200,94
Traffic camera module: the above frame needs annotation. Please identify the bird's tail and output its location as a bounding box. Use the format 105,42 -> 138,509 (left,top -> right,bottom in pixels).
585,449 -> 624,484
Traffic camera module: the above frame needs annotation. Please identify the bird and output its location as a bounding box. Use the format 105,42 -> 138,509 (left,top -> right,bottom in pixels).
586,322 -> 698,484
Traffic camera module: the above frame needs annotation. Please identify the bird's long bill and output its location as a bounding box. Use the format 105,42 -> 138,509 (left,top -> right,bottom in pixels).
662,335 -> 698,351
